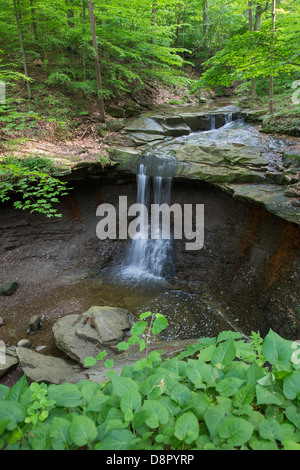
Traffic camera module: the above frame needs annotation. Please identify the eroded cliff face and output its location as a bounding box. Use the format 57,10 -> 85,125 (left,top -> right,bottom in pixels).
171,181 -> 300,339
0,177 -> 299,359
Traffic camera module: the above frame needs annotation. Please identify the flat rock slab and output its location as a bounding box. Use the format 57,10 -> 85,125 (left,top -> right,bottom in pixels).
16,347 -> 81,384
66,338 -> 203,385
126,117 -> 167,135
52,306 -> 135,365
15,337 -> 204,385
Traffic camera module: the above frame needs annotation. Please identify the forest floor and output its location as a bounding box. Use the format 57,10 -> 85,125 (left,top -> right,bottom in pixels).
0,71 -> 202,163
0,64 -> 299,164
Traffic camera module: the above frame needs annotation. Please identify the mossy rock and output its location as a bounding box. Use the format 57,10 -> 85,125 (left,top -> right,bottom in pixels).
1,281 -> 19,296
261,115 -> 300,137
106,106 -> 125,118
282,152 -> 300,170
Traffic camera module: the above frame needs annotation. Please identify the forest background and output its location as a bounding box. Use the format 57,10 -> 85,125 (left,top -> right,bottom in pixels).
0,0 -> 298,163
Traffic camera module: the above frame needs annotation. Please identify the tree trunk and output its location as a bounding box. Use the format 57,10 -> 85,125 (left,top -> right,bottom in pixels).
254,2 -> 269,30
29,0 -> 38,42
151,1 -> 158,25
66,0 -> 75,28
269,0 -> 276,115
248,1 -> 257,99
81,0 -> 87,80
88,0 -> 105,121
202,0 -> 208,35
174,2 -> 183,48
13,0 -> 31,100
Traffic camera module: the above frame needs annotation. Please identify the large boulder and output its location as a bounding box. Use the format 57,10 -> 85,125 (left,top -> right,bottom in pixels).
52,306 -> 135,365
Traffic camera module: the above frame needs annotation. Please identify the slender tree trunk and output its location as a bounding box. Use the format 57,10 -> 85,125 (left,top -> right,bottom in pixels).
29,0 -> 38,42
13,0 -> 31,100
248,1 -> 257,99
269,0 -> 276,115
66,0 -> 75,28
254,2 -> 269,31
202,0 -> 208,35
174,2 -> 183,48
88,0 -> 105,121
151,1 -> 158,25
81,0 -> 87,80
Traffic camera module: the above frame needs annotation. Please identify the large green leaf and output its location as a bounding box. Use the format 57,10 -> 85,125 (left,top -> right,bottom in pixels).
211,339 -> 236,366
152,315 -> 168,335
7,375 -> 29,402
186,391 -> 211,420
285,405 -> 300,429
249,436 -> 279,450
50,417 -> 71,450
233,384 -> 255,407
258,418 -> 284,442
219,417 -> 254,447
0,401 -> 26,431
47,383 -> 83,408
256,384 -> 284,406
111,376 -> 138,397
283,369 -> 300,400
120,390 -> 142,413
85,394 -> 109,412
215,377 -> 245,397
131,410 -> 152,430
174,411 -> 199,444
246,361 -> 266,385
283,441 -> 300,450
169,383 -> 191,406
262,329 -> 293,371
204,405 -> 228,439
142,400 -> 169,428
31,423 -> 51,450
69,415 -> 97,447
96,429 -> 136,450
186,360 -> 206,388
0,385 -> 9,401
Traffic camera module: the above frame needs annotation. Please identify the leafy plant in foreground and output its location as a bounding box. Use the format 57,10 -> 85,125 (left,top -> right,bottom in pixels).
0,316 -> 300,450
0,156 -> 69,217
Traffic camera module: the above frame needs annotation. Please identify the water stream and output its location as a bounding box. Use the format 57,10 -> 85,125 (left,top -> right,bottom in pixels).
122,154 -> 177,280
105,111 -> 246,338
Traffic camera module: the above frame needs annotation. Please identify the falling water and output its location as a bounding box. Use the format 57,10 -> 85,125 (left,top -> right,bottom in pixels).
125,155 -> 176,279
225,112 -> 233,124
209,115 -> 216,130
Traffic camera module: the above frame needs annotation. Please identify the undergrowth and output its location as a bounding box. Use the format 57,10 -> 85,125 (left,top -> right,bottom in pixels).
1,312 -> 300,450
0,155 -> 69,217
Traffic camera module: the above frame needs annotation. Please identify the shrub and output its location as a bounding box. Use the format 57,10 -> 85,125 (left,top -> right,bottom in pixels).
0,156 -> 69,217
0,313 -> 300,450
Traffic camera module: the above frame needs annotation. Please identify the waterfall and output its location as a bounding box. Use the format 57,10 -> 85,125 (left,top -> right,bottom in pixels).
225,112 -> 233,124
209,115 -> 216,130
124,155 -> 176,280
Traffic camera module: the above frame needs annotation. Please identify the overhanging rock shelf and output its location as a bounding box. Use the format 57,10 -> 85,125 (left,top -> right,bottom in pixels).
53,105 -> 300,226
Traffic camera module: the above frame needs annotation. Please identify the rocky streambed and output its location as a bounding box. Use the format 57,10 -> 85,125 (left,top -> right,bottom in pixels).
0,101 -> 300,386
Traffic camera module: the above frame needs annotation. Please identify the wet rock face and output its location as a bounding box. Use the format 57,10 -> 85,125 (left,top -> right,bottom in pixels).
171,181 -> 300,338
125,109 -> 242,137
